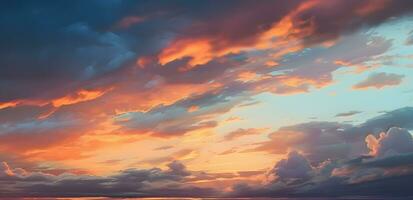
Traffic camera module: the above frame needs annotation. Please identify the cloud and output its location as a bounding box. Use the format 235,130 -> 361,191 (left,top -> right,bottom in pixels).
230,132 -> 413,197
353,72 -> 404,90
405,30 -> 413,45
50,88 -> 109,108
0,108 -> 412,198
249,121 -> 358,163
0,160 -> 218,198
0,116 -> 89,153
249,107 -> 413,163
229,107 -> 413,197
365,127 -> 413,157
138,149 -> 197,165
156,0 -> 413,69
223,128 -> 268,141
1,1 -> 413,198
270,151 -> 313,183
335,111 -> 362,117
344,107 -> 413,141
115,16 -> 145,29
114,89 -> 249,137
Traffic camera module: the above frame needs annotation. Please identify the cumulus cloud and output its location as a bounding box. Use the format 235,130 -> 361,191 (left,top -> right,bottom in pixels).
353,72 -> 405,90
229,107 -> 413,197
270,151 -> 313,183
366,127 -> 413,157
231,136 -> 413,197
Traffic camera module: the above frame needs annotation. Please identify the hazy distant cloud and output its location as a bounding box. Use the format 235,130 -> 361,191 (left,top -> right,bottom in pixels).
138,149 -> 196,165
405,30 -> 413,45
154,145 -> 174,151
223,128 -> 268,141
353,72 -> 404,90
335,111 -> 362,117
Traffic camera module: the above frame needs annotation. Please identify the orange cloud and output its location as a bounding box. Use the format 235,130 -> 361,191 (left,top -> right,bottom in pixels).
158,38 -> 246,70
265,60 -> 279,67
157,1 -> 320,70
0,101 -> 19,110
159,38 -> 212,67
188,105 -> 199,112
237,71 -> 262,82
0,88 -> 110,113
0,99 -> 48,110
277,75 -> 331,89
334,60 -> 371,73
2,161 -> 15,176
112,82 -> 222,115
51,88 -> 109,107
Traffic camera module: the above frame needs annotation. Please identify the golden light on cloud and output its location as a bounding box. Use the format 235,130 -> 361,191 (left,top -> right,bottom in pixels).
51,89 -> 109,107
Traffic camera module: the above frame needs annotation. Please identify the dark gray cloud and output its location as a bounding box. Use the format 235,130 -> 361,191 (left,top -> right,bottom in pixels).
0,160 -> 218,198
270,151 -> 313,183
1,0 -> 412,102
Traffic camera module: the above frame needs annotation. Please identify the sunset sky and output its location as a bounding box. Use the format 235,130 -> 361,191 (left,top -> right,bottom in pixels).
1,0 -> 413,198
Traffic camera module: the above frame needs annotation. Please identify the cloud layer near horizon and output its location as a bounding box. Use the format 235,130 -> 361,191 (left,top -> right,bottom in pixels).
1,107 -> 413,197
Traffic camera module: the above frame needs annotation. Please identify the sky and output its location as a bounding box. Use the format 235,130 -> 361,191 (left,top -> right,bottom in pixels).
1,0 -> 413,198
